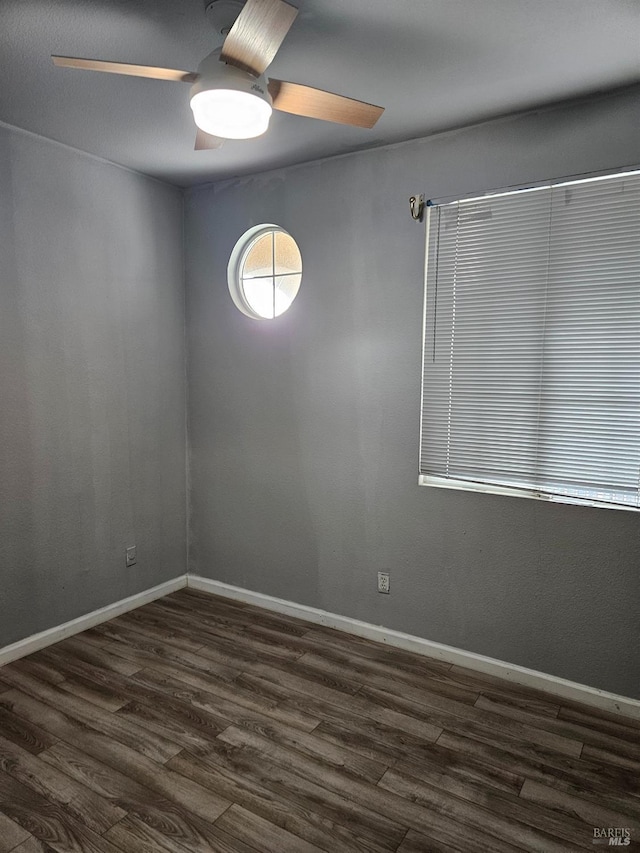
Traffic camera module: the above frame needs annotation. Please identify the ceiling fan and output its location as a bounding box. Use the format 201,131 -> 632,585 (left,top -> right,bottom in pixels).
52,0 -> 385,150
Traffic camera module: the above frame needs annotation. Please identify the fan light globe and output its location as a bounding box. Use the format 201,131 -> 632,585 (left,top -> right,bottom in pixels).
190,88 -> 272,139
190,48 -> 273,140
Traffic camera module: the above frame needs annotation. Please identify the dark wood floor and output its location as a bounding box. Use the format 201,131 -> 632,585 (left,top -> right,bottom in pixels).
1,589 -> 639,852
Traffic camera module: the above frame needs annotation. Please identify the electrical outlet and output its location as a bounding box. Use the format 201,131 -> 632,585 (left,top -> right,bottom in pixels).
377,571 -> 390,594
126,545 -> 137,567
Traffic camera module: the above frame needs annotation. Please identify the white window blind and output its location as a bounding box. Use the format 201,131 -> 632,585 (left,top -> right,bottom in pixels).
420,170 -> 640,510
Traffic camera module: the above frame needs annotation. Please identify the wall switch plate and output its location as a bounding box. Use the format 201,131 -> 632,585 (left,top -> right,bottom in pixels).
377,571 -> 390,594
126,545 -> 137,567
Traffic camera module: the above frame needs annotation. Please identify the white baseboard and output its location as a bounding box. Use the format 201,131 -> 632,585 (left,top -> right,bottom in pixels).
0,575 -> 188,667
187,575 -> 640,721
4,571 -> 637,721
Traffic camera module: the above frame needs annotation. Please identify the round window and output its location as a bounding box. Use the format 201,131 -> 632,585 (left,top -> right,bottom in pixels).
228,224 -> 302,319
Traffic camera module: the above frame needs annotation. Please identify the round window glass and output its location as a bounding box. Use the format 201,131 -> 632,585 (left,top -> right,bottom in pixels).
228,224 -> 302,319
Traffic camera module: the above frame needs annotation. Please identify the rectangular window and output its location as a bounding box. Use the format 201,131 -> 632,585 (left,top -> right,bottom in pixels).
419,169 -> 640,511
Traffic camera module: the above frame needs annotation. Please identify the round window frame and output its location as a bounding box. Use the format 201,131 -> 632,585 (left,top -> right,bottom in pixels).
227,224 -> 302,320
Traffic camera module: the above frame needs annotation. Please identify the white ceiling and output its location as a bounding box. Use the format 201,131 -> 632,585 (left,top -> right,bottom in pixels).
1,0 -> 639,187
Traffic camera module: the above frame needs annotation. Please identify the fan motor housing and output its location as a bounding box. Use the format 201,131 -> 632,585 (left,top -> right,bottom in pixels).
190,50 -> 271,105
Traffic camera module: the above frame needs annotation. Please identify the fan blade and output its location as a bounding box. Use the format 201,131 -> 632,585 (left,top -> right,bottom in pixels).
195,129 -> 225,150
268,79 -> 384,128
220,0 -> 298,76
52,56 -> 198,83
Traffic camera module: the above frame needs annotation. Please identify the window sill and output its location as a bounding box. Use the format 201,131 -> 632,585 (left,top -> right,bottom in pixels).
418,475 -> 639,512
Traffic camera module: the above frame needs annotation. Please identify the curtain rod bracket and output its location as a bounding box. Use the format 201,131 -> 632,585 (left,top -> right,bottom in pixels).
409,194 -> 425,222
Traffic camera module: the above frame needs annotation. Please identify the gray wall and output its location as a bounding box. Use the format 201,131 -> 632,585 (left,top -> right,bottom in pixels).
186,88 -> 640,698
0,125 -> 186,646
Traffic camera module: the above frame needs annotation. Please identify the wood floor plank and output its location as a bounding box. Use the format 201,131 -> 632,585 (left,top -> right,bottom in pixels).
234,669 -> 446,754
397,825 -> 520,853
218,725 -> 580,853
392,746 -> 524,798
5,659 -> 66,687
0,770 -> 122,853
378,767 -> 589,852
436,729 -> 640,795
299,638 -> 479,704
41,738 -> 176,805
475,693 -> 640,762
450,667 -> 640,733
301,625 -> 453,676
105,614 -> 205,655
129,664 -> 321,732
239,664 -> 443,743
161,590 -> 311,637
104,812 -> 259,853
233,654 -> 364,699
255,712 -> 580,852
231,714 -> 387,783
147,596 -> 256,632
56,677 -> 128,714
448,665 -> 575,705
98,612 -> 367,703
83,619 -> 205,674
0,673 -> 182,765
0,704 -> 58,756
394,831 -> 459,853
0,735 -> 125,835
236,673 -> 441,744
295,647 -> 478,704
0,810 -> 31,853
165,624 -> 368,698
213,618 -> 318,661
114,605 -> 307,673
35,715 -> 230,827
40,738 -> 240,849
169,743 -> 404,853
202,616 -> 328,658
17,649 -> 228,754
554,694 -> 640,730
313,715 -> 456,770
581,742 -> 640,772
353,674 -> 481,719
558,703 -> 640,743
114,699 -> 224,754
103,816 -> 192,853
169,590 -> 412,669
425,668 -> 564,721
476,688 -> 561,720
46,636 -> 143,677
168,591 -> 450,678
84,622 -> 240,683
361,684 -> 583,758
282,628 -> 458,700
214,803 -> 326,853
122,604 -> 306,663
308,713 -> 525,801
24,653 -> 130,714
436,731 -> 640,819
519,778 -> 640,837
11,837 -> 58,853
2,691 -> 180,796
0,689 -> 227,824
0,689 -> 139,763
